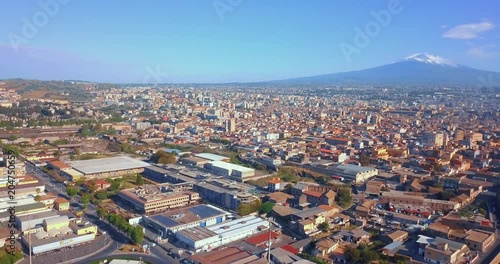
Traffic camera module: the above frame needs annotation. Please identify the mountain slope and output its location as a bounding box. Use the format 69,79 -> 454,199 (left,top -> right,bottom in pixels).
271,53 -> 500,86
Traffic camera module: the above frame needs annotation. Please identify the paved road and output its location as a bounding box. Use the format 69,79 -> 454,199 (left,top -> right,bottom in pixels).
26,162 -> 179,264
75,253 -> 169,264
26,163 -> 68,197
18,234 -> 112,264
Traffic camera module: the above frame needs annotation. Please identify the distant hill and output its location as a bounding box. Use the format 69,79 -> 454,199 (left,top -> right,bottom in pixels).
0,79 -> 112,101
270,53 -> 500,87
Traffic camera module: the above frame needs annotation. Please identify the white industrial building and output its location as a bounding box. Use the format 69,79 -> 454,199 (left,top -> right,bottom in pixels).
29,233 -> 95,254
143,205 -> 229,237
194,153 -> 229,162
204,161 -> 255,182
176,215 -> 269,252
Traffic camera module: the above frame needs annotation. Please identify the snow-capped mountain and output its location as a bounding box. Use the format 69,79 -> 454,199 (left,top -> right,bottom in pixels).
270,53 -> 500,86
401,53 -> 456,67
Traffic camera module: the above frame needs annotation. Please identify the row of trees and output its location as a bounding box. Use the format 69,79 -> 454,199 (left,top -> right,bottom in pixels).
97,211 -> 144,245
79,123 -> 116,137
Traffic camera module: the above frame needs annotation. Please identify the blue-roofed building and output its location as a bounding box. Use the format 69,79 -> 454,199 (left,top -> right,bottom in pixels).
143,204 -> 230,237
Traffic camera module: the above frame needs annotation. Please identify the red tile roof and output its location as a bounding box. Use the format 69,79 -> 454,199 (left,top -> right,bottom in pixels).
268,178 -> 283,184
303,190 -> 322,198
245,231 -> 280,246
48,160 -> 71,169
280,244 -> 300,255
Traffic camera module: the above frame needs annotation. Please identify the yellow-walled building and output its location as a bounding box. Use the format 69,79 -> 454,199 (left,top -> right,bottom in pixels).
44,216 -> 70,231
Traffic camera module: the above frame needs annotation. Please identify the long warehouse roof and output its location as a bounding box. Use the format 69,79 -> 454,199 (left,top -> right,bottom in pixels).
68,156 -> 150,175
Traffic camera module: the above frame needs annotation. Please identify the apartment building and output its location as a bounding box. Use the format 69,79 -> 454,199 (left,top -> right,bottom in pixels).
193,180 -> 257,210
118,184 -> 200,214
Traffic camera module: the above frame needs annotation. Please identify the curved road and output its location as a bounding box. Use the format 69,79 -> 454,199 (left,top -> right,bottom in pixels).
26,163 -> 180,264
75,254 -> 168,264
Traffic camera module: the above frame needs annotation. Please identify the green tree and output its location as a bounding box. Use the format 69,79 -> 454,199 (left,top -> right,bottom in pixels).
319,222 -> 330,232
237,199 -> 262,216
150,150 -> 167,163
8,135 -> 18,141
95,191 -> 108,200
159,154 -> 176,164
86,179 -> 98,193
66,187 -> 78,198
345,247 -> 361,264
135,175 -> 145,186
438,190 -> 456,200
259,202 -> 275,214
81,193 -> 91,206
2,145 -> 21,156
34,195 -> 41,202
130,225 -> 145,245
109,181 -> 122,192
335,187 -> 353,208
97,207 -> 107,219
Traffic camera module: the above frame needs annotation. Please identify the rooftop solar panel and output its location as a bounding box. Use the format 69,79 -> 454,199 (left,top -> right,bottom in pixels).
151,215 -> 179,227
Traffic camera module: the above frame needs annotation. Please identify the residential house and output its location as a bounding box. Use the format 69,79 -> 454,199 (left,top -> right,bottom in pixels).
365,181 -> 384,196
332,229 -> 371,244
384,230 -> 409,243
268,178 -> 285,192
266,192 -> 293,205
54,197 -> 69,211
313,239 -> 338,256
290,182 -> 336,207
424,237 -> 470,264
464,229 -> 495,252
82,179 -> 111,192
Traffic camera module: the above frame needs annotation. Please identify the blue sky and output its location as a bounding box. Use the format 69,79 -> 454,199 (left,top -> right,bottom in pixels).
1,0 -> 499,83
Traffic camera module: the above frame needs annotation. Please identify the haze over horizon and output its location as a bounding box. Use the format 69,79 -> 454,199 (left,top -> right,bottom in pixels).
1,0 -> 500,83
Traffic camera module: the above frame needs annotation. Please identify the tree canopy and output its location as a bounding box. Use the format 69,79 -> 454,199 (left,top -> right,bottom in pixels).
136,175 -> 145,186
335,187 -> 353,208
237,199 -> 261,216
151,150 -> 177,164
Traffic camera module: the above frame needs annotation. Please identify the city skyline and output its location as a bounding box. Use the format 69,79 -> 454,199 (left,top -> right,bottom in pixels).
1,0 -> 500,83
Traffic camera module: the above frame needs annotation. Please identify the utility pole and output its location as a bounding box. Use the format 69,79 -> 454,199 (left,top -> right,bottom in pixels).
267,217 -> 272,264
27,216 -> 32,264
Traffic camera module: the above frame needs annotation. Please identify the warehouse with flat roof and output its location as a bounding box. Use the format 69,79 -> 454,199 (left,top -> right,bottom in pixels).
176,215 -> 269,252
143,204 -> 229,237
194,153 -> 230,162
204,161 -> 255,182
67,156 -> 150,179
23,218 -> 97,255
